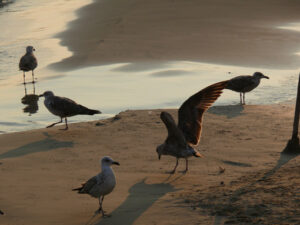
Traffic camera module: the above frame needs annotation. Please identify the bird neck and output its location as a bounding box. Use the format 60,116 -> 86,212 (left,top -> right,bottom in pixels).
253,76 -> 262,81
101,165 -> 114,174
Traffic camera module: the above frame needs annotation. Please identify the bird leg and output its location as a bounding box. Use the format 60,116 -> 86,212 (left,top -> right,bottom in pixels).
46,118 -> 63,128
33,82 -> 36,94
243,92 -> 246,105
31,70 -> 35,83
239,92 -> 242,105
24,83 -> 27,95
169,158 -> 179,174
59,118 -> 69,130
96,196 -> 110,217
184,158 -> 189,173
23,71 -> 26,84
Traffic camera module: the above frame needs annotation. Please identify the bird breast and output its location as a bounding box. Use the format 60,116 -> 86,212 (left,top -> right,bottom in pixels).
97,170 -> 116,196
44,98 -> 61,117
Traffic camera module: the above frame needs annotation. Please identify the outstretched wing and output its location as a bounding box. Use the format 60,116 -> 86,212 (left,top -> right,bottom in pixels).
160,111 -> 186,147
178,81 -> 228,145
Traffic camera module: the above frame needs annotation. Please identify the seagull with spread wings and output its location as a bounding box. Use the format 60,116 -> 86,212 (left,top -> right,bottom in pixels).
156,81 -> 228,173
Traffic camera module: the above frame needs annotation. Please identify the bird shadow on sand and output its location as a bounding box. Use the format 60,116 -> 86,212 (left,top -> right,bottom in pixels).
0,132 -> 73,160
222,160 -> 252,167
86,178 -> 177,225
211,150 -> 299,225
208,105 -> 244,118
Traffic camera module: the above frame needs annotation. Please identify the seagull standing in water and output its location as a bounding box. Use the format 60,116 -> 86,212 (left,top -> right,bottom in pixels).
156,81 -> 228,174
39,91 -> 101,130
72,156 -> 120,217
19,46 -> 38,84
225,72 -> 269,105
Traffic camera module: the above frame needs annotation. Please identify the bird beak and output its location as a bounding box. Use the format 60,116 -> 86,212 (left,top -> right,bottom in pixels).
38,94 -> 44,97
33,48 -> 36,51
112,161 -> 120,166
263,75 -> 269,79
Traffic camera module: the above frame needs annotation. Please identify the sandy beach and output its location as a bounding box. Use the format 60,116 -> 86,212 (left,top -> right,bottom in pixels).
1,104 -> 299,225
1,0 -> 300,224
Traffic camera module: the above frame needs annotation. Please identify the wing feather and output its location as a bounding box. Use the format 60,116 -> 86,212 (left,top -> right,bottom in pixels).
178,80 -> 228,145
51,96 -> 81,117
160,111 -> 186,147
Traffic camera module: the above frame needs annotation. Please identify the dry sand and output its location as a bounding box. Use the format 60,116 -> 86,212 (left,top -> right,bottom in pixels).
1,104 -> 300,225
50,0 -> 300,71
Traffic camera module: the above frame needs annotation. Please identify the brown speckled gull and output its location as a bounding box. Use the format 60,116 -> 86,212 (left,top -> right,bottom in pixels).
39,91 -> 101,130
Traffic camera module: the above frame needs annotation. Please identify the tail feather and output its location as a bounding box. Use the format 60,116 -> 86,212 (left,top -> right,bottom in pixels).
193,152 -> 204,158
72,187 -> 83,192
78,105 -> 101,115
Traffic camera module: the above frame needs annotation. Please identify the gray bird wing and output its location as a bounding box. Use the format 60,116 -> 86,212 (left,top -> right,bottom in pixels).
49,96 -> 81,117
81,176 -> 98,193
178,80 -> 228,145
226,75 -> 256,92
80,174 -> 104,194
160,111 -> 187,148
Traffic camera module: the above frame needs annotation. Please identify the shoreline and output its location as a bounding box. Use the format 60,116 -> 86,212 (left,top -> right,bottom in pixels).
0,95 -> 297,135
1,1 -> 300,134
50,0 -> 300,71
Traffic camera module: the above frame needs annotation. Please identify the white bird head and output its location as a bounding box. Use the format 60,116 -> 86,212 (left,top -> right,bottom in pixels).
26,46 -> 35,53
101,156 -> 120,167
38,91 -> 55,98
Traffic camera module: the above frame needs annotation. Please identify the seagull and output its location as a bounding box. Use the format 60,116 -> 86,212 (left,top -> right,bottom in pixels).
19,46 -> 38,84
72,156 -> 120,217
39,91 -> 101,130
156,81 -> 228,174
225,72 -> 269,105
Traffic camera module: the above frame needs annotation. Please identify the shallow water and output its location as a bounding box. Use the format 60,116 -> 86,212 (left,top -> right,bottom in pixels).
0,1 -> 300,134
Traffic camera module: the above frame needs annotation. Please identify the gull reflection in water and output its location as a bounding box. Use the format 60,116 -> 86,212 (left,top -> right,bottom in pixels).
21,82 -> 39,115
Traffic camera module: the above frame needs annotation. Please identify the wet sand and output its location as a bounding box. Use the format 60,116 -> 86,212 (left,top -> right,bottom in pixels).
1,0 -> 300,133
1,104 -> 300,224
51,0 -> 300,71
